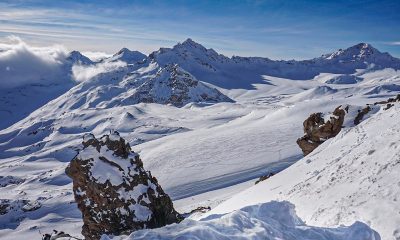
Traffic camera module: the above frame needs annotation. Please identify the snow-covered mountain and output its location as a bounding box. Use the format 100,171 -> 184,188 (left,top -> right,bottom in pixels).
66,51 -> 94,65
120,63 -> 232,107
1,38 -> 400,240
106,47 -> 147,63
149,39 -> 400,89
319,43 -> 399,66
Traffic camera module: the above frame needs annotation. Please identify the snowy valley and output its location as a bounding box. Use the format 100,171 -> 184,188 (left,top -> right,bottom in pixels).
1,37 -> 400,240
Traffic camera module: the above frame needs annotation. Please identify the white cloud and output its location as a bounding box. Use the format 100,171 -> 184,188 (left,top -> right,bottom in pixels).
387,41 -> 400,46
0,35 -> 70,88
72,60 -> 126,82
81,51 -> 112,62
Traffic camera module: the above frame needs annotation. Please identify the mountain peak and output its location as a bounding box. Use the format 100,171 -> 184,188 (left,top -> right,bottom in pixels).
182,38 -> 198,45
347,42 -> 378,53
66,51 -> 93,65
115,47 -> 131,55
178,38 -> 207,50
322,42 -> 383,61
109,48 -> 147,63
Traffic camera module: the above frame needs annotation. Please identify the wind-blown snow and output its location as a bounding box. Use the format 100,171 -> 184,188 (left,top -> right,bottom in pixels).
102,201 -> 380,240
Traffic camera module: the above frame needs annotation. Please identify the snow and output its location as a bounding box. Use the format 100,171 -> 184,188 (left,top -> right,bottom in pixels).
106,48 -> 146,63
101,201 -> 380,240
206,103 -> 400,240
78,141 -> 138,186
1,38 -> 400,239
129,204 -> 152,222
117,184 -> 149,202
325,74 -> 362,84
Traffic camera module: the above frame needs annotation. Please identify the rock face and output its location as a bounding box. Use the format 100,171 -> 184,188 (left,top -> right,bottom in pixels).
123,63 -> 233,107
66,131 -> 181,240
296,106 -> 345,156
297,94 -> 400,155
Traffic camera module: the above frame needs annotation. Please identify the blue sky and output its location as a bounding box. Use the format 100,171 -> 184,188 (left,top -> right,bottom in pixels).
0,0 -> 399,59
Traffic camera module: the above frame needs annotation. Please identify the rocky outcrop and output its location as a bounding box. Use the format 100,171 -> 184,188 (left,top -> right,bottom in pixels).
66,131 -> 181,240
0,176 -> 24,187
296,106 -> 346,156
255,172 -> 275,185
297,94 -> 400,155
374,94 -> 400,110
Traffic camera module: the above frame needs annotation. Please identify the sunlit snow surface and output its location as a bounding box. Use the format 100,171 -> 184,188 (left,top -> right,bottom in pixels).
206,103 -> 400,240
102,201 -> 380,240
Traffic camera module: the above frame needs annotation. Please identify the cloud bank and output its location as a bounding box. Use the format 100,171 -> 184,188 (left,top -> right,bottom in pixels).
72,60 -> 126,82
0,36 -> 69,88
81,51 -> 112,62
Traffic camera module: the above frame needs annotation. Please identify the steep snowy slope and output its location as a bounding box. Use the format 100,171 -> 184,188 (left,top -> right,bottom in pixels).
207,102 -> 400,240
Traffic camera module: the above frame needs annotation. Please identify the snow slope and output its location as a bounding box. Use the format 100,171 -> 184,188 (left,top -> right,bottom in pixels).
206,102 -> 400,240
105,201 -> 380,240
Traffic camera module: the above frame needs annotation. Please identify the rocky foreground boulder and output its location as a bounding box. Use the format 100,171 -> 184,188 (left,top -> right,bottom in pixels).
66,131 -> 182,240
296,106 -> 346,156
297,94 -> 400,155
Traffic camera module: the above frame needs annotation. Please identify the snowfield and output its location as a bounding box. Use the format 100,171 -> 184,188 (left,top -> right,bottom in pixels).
0,38 -> 400,239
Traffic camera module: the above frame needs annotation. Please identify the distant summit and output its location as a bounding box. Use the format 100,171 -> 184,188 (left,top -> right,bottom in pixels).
318,43 -> 399,68
66,51 -> 93,65
107,47 -> 147,63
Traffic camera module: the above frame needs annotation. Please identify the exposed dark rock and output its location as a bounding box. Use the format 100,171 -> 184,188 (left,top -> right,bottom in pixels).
182,206 -> 211,218
0,199 -> 41,215
66,131 -> 182,240
297,106 -> 345,156
374,94 -> 400,105
0,176 -> 25,187
255,172 -> 275,185
354,106 -> 371,125
122,64 -> 233,107
42,230 -> 81,240
297,94 -> 400,155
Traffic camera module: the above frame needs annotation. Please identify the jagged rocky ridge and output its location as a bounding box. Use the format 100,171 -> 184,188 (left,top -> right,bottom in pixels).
121,63 -> 233,107
297,94 -> 400,155
65,131 -> 181,240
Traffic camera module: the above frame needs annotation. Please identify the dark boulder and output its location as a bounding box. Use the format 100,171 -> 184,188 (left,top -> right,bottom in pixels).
297,106 -> 345,156
66,131 -> 182,240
